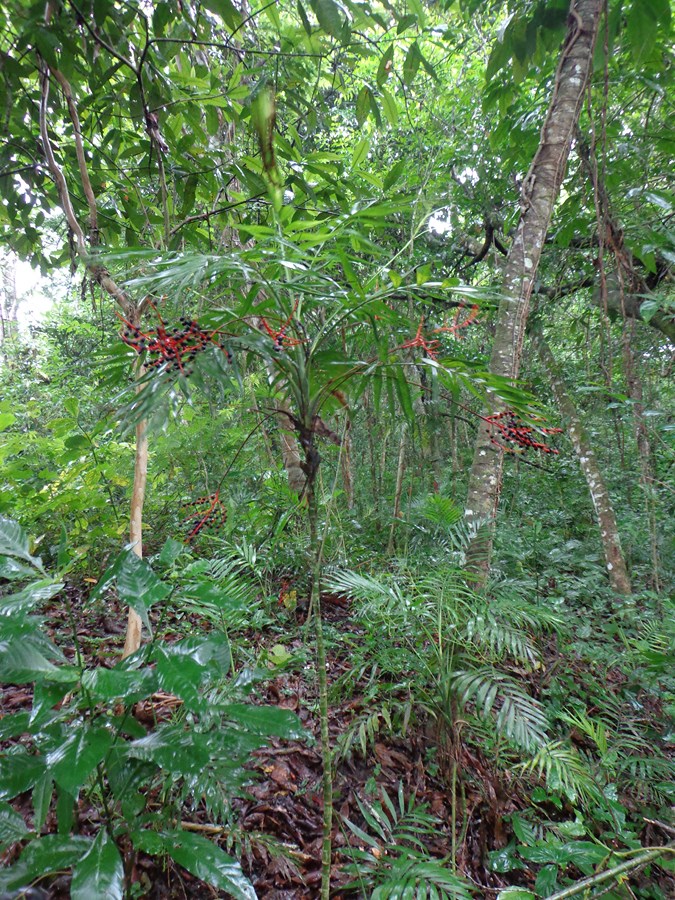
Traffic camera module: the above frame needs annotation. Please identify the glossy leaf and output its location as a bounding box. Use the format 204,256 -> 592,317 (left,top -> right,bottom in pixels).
0,517 -> 44,571
0,800 -> 29,852
0,834 -> 92,892
46,726 -> 114,793
71,830 -> 124,900
133,829 -> 256,899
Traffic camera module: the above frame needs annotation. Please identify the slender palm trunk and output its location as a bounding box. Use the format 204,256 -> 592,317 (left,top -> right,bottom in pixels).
464,0 -> 604,580
534,331 -> 631,594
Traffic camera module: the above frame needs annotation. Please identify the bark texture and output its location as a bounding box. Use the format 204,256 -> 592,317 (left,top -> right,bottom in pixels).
534,332 -> 632,595
465,0 -> 604,577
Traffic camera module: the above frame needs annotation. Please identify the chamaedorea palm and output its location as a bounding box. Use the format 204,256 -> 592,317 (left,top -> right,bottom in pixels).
105,206 -> 540,897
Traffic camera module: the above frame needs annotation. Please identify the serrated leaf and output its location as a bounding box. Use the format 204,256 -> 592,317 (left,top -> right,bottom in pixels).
71,830 -> 124,900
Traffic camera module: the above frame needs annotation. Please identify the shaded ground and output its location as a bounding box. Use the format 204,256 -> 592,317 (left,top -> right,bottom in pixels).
1,585 -> 673,898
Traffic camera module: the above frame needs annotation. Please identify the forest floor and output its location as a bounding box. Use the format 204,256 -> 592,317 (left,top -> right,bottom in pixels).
1,583 -> 672,899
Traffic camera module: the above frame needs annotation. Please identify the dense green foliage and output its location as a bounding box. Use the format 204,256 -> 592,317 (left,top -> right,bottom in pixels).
0,0 -> 673,897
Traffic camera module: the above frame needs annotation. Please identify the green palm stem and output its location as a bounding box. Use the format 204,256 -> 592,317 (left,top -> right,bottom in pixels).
305,443 -> 333,900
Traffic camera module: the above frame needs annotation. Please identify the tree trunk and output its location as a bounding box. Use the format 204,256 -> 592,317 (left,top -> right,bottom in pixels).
534,331 -> 632,595
622,333 -> 661,591
387,425 -> 407,555
464,0 -> 604,579
38,59 -> 151,652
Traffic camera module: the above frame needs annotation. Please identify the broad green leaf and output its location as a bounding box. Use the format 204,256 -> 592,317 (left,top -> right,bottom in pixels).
311,0 -> 344,38
201,0 -> 243,28
104,550 -> 171,636
219,704 -> 305,739
127,724 -> 210,776
351,135 -> 370,169
0,744 -> 45,800
377,45 -> 394,86
154,648 -> 203,708
0,640 -> 60,682
0,413 -> 15,431
627,0 -> 658,64
0,801 -> 29,852
0,834 -> 91,892
640,299 -> 661,323
403,41 -> 422,85
0,517 -> 44,571
497,891 -> 535,900
0,580 -> 63,616
32,775 -> 53,832
81,666 -> 157,703
134,829 -> 256,899
380,87 -> 399,126
356,86 -> 371,126
46,726 -> 114,793
71,830 -> 124,900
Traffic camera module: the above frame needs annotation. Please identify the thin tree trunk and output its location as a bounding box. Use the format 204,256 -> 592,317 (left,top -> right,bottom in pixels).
340,417 -> 354,509
534,331 -> 632,594
387,425 -> 407,555
122,417 -> 148,657
39,57 -> 151,654
464,0 -> 604,579
622,333 -> 661,591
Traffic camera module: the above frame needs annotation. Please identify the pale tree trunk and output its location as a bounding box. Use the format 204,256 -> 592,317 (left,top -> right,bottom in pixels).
534,331 -> 632,594
1,253 -> 19,360
39,57 -> 150,654
465,0 -> 604,578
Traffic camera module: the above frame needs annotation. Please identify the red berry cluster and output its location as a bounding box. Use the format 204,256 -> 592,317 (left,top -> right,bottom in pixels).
259,299 -> 304,353
118,310 -> 232,376
433,303 -> 480,339
400,317 -> 441,358
485,410 -> 562,455
181,490 -> 227,543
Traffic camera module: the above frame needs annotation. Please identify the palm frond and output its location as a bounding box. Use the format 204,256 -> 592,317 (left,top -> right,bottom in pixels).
465,615 -> 540,666
451,668 -> 549,751
521,741 -> 602,806
324,568 -> 406,611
